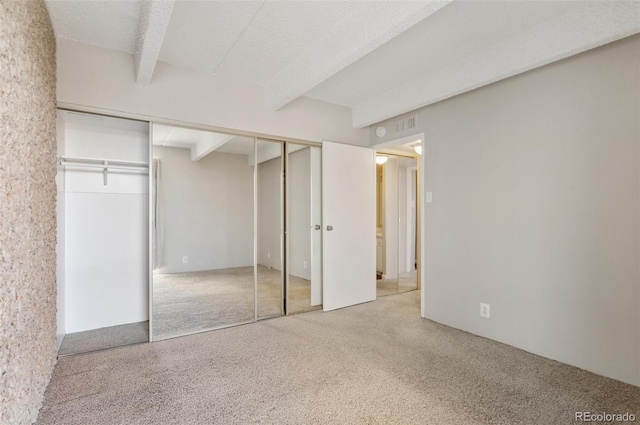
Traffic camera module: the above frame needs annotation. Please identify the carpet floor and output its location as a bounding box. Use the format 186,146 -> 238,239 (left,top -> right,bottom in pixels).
153,266 -> 320,340
38,291 -> 640,425
58,321 -> 149,356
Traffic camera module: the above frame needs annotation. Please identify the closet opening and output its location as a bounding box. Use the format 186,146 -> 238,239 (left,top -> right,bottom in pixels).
56,110 -> 150,356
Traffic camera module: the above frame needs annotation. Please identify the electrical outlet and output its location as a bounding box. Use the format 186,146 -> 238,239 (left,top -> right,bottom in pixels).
303,261 -> 307,269
480,303 -> 490,319
182,256 -> 188,263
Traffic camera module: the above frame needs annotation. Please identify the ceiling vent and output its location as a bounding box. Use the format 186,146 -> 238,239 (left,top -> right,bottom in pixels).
394,115 -> 416,133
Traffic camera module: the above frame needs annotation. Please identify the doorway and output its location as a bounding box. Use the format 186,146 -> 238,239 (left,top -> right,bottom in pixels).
375,152 -> 419,298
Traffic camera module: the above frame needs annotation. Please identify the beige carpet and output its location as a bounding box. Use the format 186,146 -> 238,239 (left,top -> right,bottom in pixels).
153,266 -> 318,340
38,291 -> 640,424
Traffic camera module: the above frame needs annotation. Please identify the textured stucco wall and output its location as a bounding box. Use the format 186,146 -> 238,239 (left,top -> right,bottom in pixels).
0,1 -> 58,423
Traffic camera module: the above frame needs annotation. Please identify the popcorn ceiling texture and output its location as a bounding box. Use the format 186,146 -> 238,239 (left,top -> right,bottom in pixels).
0,1 -> 58,424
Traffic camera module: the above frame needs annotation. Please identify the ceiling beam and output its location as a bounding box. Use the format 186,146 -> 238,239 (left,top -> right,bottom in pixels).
264,0 -> 452,112
134,0 -> 175,84
191,133 -> 234,161
353,1 -> 640,128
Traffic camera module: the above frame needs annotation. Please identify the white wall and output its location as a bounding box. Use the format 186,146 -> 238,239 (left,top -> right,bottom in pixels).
62,113 -> 149,333
288,148 -> 312,281
56,39 -> 368,146
154,146 -> 254,273
370,34 -> 640,386
257,153 -> 283,270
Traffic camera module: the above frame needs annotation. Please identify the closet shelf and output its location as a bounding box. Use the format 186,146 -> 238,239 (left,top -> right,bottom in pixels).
59,156 -> 149,186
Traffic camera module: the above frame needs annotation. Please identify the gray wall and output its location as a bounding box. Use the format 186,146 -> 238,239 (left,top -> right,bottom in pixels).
154,147 -> 254,273
0,1 -> 58,423
370,34 -> 640,386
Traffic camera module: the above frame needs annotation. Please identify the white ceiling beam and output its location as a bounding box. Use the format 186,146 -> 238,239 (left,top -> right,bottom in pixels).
191,133 -> 234,161
353,1 -> 640,128
264,0 -> 452,112
134,0 -> 175,84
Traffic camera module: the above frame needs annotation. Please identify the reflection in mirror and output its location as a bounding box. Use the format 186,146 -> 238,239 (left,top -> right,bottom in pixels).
397,157 -> 418,294
286,144 -> 323,314
256,139 -> 284,319
151,124 -> 255,340
376,154 -> 418,297
376,156 -> 400,296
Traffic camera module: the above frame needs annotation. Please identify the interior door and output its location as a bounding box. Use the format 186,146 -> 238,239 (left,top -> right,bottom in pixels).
322,141 -> 376,311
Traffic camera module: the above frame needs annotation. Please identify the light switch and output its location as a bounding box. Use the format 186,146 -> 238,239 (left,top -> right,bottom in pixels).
425,192 -> 433,203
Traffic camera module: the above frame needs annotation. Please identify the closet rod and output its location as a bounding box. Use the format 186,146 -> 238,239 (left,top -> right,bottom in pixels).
59,156 -> 149,168
59,156 -> 149,186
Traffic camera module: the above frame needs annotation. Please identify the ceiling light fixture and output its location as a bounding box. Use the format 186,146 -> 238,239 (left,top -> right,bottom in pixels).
376,155 -> 389,165
412,142 -> 422,155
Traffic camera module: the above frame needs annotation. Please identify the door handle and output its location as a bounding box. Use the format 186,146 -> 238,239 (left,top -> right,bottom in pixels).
313,225 -> 321,230
326,225 -> 333,231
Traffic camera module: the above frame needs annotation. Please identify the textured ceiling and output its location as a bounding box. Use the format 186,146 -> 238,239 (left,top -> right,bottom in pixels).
45,0 -> 141,53
305,1 -> 579,107
213,1 -> 362,86
158,1 -> 264,74
46,0 -> 640,130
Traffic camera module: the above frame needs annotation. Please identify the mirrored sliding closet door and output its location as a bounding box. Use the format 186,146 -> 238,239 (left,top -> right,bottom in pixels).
150,123 -> 323,340
256,139 -> 284,319
151,125 -> 257,340
286,144 -> 323,314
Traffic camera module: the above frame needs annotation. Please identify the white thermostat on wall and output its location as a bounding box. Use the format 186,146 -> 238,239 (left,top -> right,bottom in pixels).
375,125 -> 386,138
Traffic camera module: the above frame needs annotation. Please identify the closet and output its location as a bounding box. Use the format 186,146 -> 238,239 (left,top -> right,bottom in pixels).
56,111 -> 323,354
56,111 -> 150,355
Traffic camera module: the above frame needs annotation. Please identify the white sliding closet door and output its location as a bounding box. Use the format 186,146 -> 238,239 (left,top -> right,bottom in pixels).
322,141 -> 376,311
